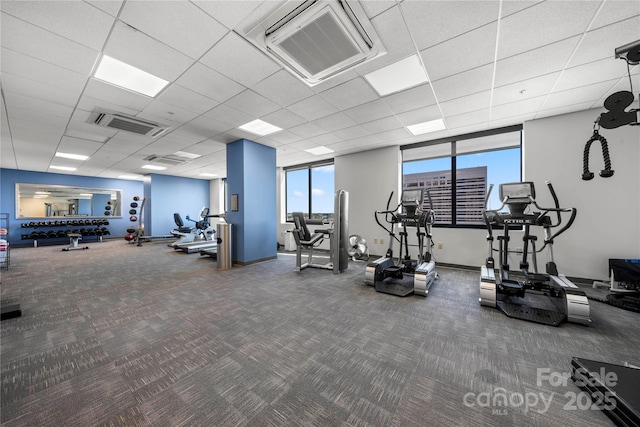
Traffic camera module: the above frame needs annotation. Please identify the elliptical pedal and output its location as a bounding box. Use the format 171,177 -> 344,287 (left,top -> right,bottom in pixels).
496,300 -> 565,326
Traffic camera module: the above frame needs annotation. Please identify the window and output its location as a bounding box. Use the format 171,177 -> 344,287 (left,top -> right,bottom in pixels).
401,126 -> 521,227
286,163 -> 334,221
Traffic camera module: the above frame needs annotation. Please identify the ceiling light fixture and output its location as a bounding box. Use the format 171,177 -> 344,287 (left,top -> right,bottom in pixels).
49,165 -> 77,171
407,118 -> 446,136
174,151 -> 201,159
118,174 -> 143,180
238,119 -> 282,136
199,173 -> 218,177
55,152 -> 89,161
93,55 -> 169,97
364,54 -> 429,96
141,164 -> 167,171
305,146 -> 335,155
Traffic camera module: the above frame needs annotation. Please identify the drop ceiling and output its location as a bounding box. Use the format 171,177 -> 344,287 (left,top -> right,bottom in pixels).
1,0 -> 638,180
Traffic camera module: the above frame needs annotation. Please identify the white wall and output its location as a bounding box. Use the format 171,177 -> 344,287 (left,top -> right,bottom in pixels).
335,146 -> 401,257
524,108 -> 640,280
274,108 -> 639,280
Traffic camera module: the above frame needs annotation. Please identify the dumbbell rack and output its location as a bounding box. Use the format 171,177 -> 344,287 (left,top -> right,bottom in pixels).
21,219 -> 111,247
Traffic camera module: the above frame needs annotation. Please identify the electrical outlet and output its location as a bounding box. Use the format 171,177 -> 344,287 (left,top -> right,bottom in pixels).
374,238 -> 378,244
380,238 -> 384,244
437,242 -> 443,249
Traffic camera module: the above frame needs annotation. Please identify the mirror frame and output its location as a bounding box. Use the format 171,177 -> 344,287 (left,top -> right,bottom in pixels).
15,183 -> 123,219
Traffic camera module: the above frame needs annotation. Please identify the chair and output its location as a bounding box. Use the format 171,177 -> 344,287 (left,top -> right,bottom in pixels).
173,213 -> 193,233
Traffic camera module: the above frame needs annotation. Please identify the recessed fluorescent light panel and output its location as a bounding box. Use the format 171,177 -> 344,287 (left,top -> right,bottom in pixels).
364,54 -> 429,96
94,55 -> 169,97
174,151 -> 201,159
305,146 -> 335,155
141,164 -> 167,171
238,119 -> 282,136
407,118 -> 446,136
119,174 -> 143,180
199,173 -> 217,177
55,152 -> 89,161
49,165 -> 77,171
35,191 -> 51,195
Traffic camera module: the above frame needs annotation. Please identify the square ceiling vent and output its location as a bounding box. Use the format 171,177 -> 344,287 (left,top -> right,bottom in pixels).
241,0 -> 385,86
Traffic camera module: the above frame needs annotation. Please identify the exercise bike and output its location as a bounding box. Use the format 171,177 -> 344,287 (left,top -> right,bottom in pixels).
365,188 -> 437,297
168,207 -> 215,248
479,181 -> 590,326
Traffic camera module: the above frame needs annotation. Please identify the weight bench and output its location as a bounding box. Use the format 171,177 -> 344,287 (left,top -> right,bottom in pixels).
291,212 -> 333,271
62,233 -> 89,252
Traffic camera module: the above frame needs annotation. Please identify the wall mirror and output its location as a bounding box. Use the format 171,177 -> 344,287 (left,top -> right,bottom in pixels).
16,183 -> 122,218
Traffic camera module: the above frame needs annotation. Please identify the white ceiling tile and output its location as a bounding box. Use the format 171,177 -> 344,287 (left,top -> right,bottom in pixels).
57,136 -> 104,156
260,130 -> 302,145
542,80 -> 622,110
497,1 -> 600,59
224,90 -> 280,118
490,96 -> 546,121
1,14 -> 99,74
82,79 -> 153,112
1,48 -> 87,93
488,113 -> 536,128
176,62 -> 245,103
401,1 -> 499,51
251,70 -> 315,107
200,32 -> 280,87
534,102 -> 596,120
396,105 -> 442,126
440,91 -> 491,116
360,0 -> 396,19
4,92 -> 74,120
431,64 -> 494,102
320,78 -> 379,110
140,101 -> 199,126
313,113 -> 358,133
382,84 -> 436,114
554,59 -> 630,93
446,109 -> 490,129
343,100 -> 394,124
594,69 -> 639,105
501,1 -> 543,18
568,16 -> 640,68
492,73 -> 560,106
155,84 -> 219,116
361,116 -> 404,134
333,125 -> 371,140
287,95 -> 339,121
589,0 -> 640,30
354,5 -> 418,76
202,104 -> 253,128
120,1 -> 228,60
2,73 -> 80,108
494,37 -> 581,87
421,22 -> 497,82
307,133 -> 342,147
288,122 -> 328,139
85,0 -> 123,17
194,0 -> 273,30
1,0 -> 114,50
104,22 -> 194,82
261,109 -> 307,129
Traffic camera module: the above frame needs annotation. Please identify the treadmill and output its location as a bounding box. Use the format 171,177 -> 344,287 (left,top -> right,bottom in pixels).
174,239 -> 217,254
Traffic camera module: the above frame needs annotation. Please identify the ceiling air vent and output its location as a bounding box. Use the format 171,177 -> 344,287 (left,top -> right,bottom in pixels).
92,112 -> 170,138
144,154 -> 190,166
241,0 -> 385,86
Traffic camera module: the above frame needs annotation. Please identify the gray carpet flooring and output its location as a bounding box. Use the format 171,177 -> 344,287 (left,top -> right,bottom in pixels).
1,239 -> 638,426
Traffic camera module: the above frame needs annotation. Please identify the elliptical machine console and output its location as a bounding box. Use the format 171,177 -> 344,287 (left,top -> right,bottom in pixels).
365,188 -> 437,297
479,181 -> 590,326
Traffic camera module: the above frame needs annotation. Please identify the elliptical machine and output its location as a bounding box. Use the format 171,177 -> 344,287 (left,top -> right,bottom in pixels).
479,181 -> 590,326
365,188 -> 437,297
168,208 -> 215,247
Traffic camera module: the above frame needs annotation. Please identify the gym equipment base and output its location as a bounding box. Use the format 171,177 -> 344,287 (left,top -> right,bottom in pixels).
496,298 -> 565,326
1,303 -> 21,320
571,357 -> 640,426
375,277 -> 415,297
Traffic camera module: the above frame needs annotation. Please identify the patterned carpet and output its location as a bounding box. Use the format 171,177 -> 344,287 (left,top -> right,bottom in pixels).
1,240 -> 638,426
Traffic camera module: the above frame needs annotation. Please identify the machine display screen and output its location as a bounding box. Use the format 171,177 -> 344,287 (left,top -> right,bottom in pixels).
402,189 -> 423,205
499,182 -> 535,202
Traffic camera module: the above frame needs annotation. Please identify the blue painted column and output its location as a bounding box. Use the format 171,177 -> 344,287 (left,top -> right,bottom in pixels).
226,139 -> 277,264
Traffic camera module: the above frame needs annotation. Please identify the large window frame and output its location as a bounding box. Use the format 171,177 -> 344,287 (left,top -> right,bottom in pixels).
401,125 -> 522,229
285,160 -> 335,222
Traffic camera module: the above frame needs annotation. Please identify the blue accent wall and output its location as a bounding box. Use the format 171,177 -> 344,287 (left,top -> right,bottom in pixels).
1,169 -> 212,245
226,139 -> 276,263
0,169 -> 143,245
144,174 -> 210,236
